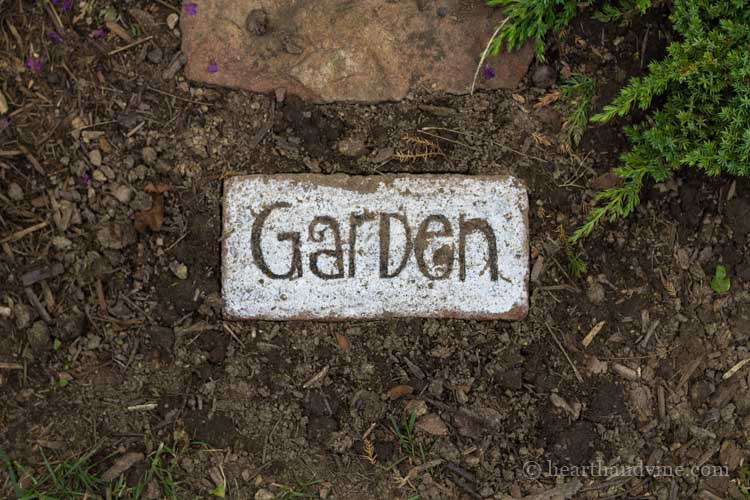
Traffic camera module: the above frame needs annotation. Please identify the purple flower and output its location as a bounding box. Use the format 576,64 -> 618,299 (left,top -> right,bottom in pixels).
91,27 -> 108,39
483,66 -> 496,80
24,56 -> 43,73
0,118 -> 10,131
207,63 -> 218,73
184,2 -> 197,16
53,0 -> 71,10
81,172 -> 92,186
48,31 -> 63,43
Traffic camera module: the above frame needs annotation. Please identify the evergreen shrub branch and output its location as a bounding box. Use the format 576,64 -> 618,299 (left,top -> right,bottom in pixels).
576,0 -> 750,241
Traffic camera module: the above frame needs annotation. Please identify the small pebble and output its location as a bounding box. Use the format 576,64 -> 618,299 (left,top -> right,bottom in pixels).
93,170 -> 107,182
436,6 -> 447,16
8,182 -> 24,201
112,184 -> 133,204
246,8 -> 269,36
170,261 -> 188,280
586,277 -> 605,305
15,303 -> 31,330
275,87 -> 286,104
254,490 -> 274,500
532,65 -> 557,89
166,13 -> 179,30
89,149 -> 102,167
148,47 -> 163,64
51,236 -> 72,250
142,146 -> 158,165
27,321 -> 50,353
336,137 -> 367,158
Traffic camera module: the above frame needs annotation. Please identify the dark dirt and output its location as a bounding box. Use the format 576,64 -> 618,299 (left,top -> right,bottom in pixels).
1,1 -> 749,500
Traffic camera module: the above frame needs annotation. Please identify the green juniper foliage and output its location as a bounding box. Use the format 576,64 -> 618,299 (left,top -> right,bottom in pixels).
573,0 -> 750,243
559,74 -> 596,151
486,0 -> 653,59
594,0 -> 653,24
486,0 -> 581,59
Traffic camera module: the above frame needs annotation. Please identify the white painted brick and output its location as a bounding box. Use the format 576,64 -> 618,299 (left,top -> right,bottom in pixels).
222,175 -> 528,320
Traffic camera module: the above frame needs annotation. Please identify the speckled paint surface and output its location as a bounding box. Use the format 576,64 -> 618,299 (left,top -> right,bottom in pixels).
222,175 -> 528,320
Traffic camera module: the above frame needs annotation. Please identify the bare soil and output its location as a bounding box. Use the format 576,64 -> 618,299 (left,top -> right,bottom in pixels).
1,2 -> 748,499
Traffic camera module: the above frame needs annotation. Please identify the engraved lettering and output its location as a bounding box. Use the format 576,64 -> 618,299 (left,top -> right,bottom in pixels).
309,216 -> 344,279
251,202 -> 302,279
415,214 -> 454,280
379,212 -> 413,278
458,215 -> 498,281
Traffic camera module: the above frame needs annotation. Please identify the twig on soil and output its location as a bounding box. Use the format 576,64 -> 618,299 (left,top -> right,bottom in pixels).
582,320 -> 605,348
126,121 -> 145,138
398,459 -> 443,488
262,419 -> 282,464
537,284 -> 579,293
676,356 -> 703,389
146,86 -> 215,107
0,362 -> 23,370
19,145 -> 45,175
521,479 -> 582,500
657,384 -> 666,421
420,127 -> 550,163
416,130 -> 481,152
95,279 -> 108,314
21,263 -> 63,287
544,321 -> 584,384
445,462 -> 476,485
153,0 -> 181,13
248,101 -> 275,148
127,402 -> 158,411
722,357 -> 750,380
108,35 -> 154,56
612,363 -> 639,381
44,0 -> 64,33
362,422 -> 377,440
0,221 -> 48,244
302,365 -> 330,389
223,322 -> 245,348
24,287 -> 51,323
164,230 -> 189,252
470,19 -> 509,95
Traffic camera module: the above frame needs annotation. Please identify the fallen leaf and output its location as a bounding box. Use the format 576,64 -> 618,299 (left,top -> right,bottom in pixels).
534,89 -> 561,109
105,21 -> 134,43
415,413 -> 448,436
102,452 -> 144,481
99,135 -> 113,154
560,61 -> 573,79
532,132 -> 553,147
386,384 -> 413,401
335,333 -> 350,352
134,183 -> 172,232
511,93 -> 526,104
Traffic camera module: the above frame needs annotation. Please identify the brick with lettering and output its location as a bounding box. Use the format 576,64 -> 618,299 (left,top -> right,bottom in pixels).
222,175 -> 528,320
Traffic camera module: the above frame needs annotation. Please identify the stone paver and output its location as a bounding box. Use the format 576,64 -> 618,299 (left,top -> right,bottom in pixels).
222,175 -> 529,320
181,0 -> 533,102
